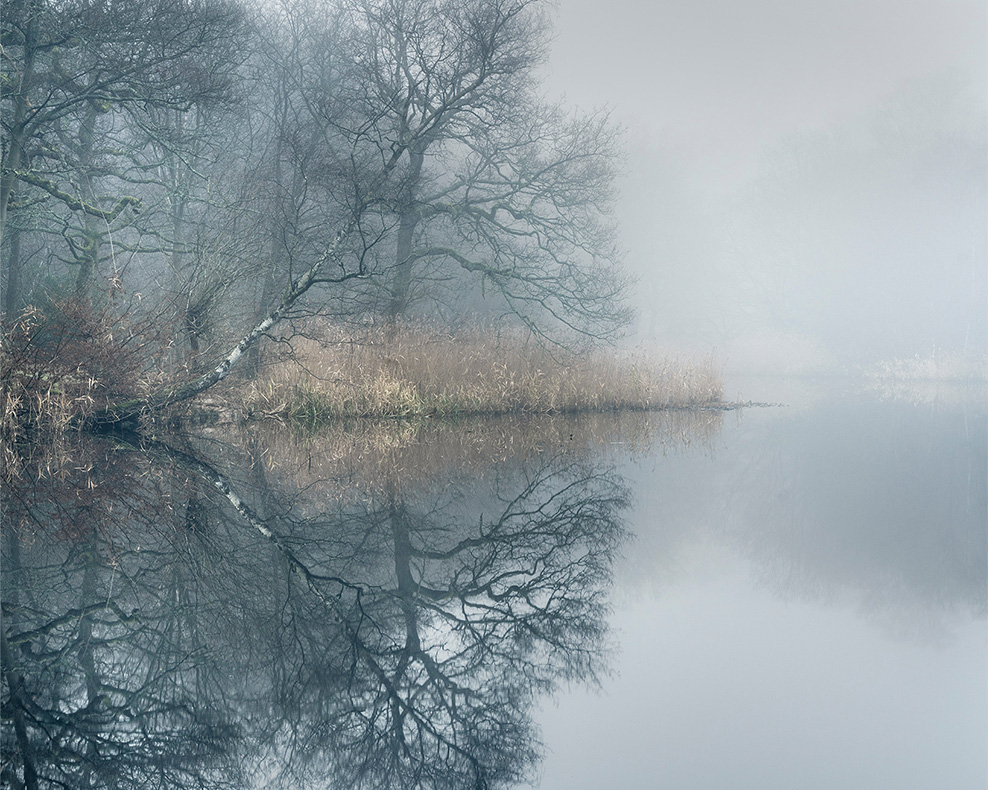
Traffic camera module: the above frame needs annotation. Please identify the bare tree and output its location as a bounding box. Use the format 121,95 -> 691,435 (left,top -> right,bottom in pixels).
327,0 -> 630,341
4,0 -> 632,425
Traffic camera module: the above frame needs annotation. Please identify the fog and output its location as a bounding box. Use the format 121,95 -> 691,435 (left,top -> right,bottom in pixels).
544,0 -> 987,373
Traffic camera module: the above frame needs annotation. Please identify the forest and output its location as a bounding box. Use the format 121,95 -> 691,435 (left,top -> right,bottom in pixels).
1,0 -> 674,431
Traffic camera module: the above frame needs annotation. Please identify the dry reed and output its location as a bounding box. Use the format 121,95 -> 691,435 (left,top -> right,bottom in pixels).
241,325 -> 723,424
864,351 -> 988,383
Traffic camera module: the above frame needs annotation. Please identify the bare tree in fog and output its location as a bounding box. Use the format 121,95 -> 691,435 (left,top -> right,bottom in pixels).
0,0 -> 247,314
332,0 -> 628,338
3,0 -> 631,426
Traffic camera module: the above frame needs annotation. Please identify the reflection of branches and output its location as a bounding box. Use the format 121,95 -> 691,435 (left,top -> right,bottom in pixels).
1,524 -> 246,789
152,434 -> 630,788
3,431 -> 629,789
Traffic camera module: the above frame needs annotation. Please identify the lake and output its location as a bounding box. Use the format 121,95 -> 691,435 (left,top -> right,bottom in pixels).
2,377 -> 985,788
534,377 -> 987,790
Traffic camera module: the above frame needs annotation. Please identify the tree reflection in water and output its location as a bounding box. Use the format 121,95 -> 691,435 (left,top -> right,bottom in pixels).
2,426 -> 631,788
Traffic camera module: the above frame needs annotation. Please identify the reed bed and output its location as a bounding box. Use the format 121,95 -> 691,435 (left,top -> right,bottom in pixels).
241,325 -> 723,424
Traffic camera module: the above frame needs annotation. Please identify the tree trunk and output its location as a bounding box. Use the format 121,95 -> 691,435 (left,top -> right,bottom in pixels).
2,228 -> 24,323
0,0 -> 38,247
386,147 -> 426,327
74,106 -> 102,300
246,92 -> 303,379
164,111 -> 196,369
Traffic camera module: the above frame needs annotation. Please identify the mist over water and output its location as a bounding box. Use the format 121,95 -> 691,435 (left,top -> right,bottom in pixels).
534,380 -> 987,789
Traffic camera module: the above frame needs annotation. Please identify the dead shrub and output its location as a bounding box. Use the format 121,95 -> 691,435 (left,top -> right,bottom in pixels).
1,292 -> 174,482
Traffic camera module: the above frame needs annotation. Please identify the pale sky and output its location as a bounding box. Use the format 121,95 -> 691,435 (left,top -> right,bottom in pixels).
545,0 -> 987,188
542,0 -> 987,362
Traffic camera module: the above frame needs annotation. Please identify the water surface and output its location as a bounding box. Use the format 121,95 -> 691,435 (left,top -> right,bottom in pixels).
2,380 -> 984,788
535,378 -> 987,789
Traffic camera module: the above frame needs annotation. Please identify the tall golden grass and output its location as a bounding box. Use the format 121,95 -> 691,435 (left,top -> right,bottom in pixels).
241,325 -> 723,423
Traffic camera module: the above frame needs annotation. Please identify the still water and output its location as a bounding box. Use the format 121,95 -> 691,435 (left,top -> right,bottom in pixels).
2,378 -> 985,788
535,378 -> 987,790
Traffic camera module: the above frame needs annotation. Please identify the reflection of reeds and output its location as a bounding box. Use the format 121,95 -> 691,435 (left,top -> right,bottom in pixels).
226,409 -> 724,500
241,325 -> 723,424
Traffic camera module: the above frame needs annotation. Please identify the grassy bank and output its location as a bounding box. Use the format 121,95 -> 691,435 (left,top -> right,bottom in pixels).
240,326 -> 723,424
